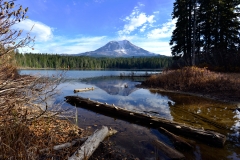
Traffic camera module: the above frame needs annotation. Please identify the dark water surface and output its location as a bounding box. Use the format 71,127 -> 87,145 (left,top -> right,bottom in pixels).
20,70 -> 240,159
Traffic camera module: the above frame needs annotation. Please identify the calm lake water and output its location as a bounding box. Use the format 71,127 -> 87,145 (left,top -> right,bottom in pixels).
19,70 -> 240,159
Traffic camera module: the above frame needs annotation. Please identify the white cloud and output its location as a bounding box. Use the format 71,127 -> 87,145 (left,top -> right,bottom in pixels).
147,19 -> 176,39
13,19 -> 53,42
134,41 -> 172,56
13,19 -> 109,54
118,4 -> 155,36
46,36 -> 107,54
140,25 -> 147,32
115,3 -> 175,56
19,34 -> 108,54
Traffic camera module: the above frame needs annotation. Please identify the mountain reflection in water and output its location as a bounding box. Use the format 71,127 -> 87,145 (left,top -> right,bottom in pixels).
82,77 -> 139,96
69,76 -> 173,120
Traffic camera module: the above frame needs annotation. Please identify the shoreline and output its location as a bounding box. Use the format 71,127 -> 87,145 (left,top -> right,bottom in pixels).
136,84 -> 240,105
17,67 -> 164,71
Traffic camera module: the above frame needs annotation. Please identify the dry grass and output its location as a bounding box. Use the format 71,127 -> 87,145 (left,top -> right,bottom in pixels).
143,67 -> 240,100
0,107 -> 89,159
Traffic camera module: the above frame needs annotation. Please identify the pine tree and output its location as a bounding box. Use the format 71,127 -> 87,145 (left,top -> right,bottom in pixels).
170,0 -> 240,69
170,0 -> 195,66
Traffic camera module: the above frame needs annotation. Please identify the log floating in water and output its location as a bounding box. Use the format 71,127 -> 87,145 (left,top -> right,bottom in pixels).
65,96 -> 226,147
68,126 -> 117,160
153,140 -> 185,160
74,87 -> 94,93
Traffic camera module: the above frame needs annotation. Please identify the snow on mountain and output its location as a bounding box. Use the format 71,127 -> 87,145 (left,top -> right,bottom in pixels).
77,40 -> 159,57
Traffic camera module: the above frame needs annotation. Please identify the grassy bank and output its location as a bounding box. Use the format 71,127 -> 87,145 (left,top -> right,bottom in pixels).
142,66 -> 240,103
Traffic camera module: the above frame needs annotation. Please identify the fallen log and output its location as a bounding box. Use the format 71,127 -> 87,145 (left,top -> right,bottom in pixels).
153,140 -> 185,160
68,126 -> 117,160
65,96 -> 226,147
74,87 -> 94,93
158,127 -> 193,150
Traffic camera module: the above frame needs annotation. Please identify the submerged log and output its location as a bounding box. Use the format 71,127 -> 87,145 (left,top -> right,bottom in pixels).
65,96 -> 226,147
68,126 -> 117,160
153,140 -> 185,160
74,87 -> 94,93
158,127 -> 193,150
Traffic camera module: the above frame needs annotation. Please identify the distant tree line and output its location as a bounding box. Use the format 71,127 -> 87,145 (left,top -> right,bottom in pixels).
170,0 -> 240,70
15,53 -> 172,69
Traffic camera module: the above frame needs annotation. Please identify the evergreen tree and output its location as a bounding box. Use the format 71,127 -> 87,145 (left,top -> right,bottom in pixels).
170,0 -> 240,69
170,0 -> 195,66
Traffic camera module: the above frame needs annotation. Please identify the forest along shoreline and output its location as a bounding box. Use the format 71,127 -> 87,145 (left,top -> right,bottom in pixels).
139,66 -> 240,105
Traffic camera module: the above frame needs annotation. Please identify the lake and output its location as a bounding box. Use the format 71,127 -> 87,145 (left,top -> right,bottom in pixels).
19,70 -> 240,159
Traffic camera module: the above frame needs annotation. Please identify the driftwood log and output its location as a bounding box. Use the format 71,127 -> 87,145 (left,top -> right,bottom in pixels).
65,96 -> 226,147
68,126 -> 117,160
153,140 -> 185,160
74,87 -> 94,93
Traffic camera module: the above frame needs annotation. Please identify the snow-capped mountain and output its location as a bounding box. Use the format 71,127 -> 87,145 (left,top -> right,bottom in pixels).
77,40 -> 158,57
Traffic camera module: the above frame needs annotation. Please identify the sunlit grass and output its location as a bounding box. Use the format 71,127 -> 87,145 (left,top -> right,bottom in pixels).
143,66 -> 240,94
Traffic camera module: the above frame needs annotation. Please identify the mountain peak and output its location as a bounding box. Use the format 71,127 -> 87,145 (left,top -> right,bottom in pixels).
108,40 -> 130,48
117,40 -> 132,49
117,39 -> 129,43
118,39 -> 128,42
78,40 -> 159,57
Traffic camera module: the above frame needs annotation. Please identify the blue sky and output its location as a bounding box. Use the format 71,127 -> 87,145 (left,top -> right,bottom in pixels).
14,0 -> 176,56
